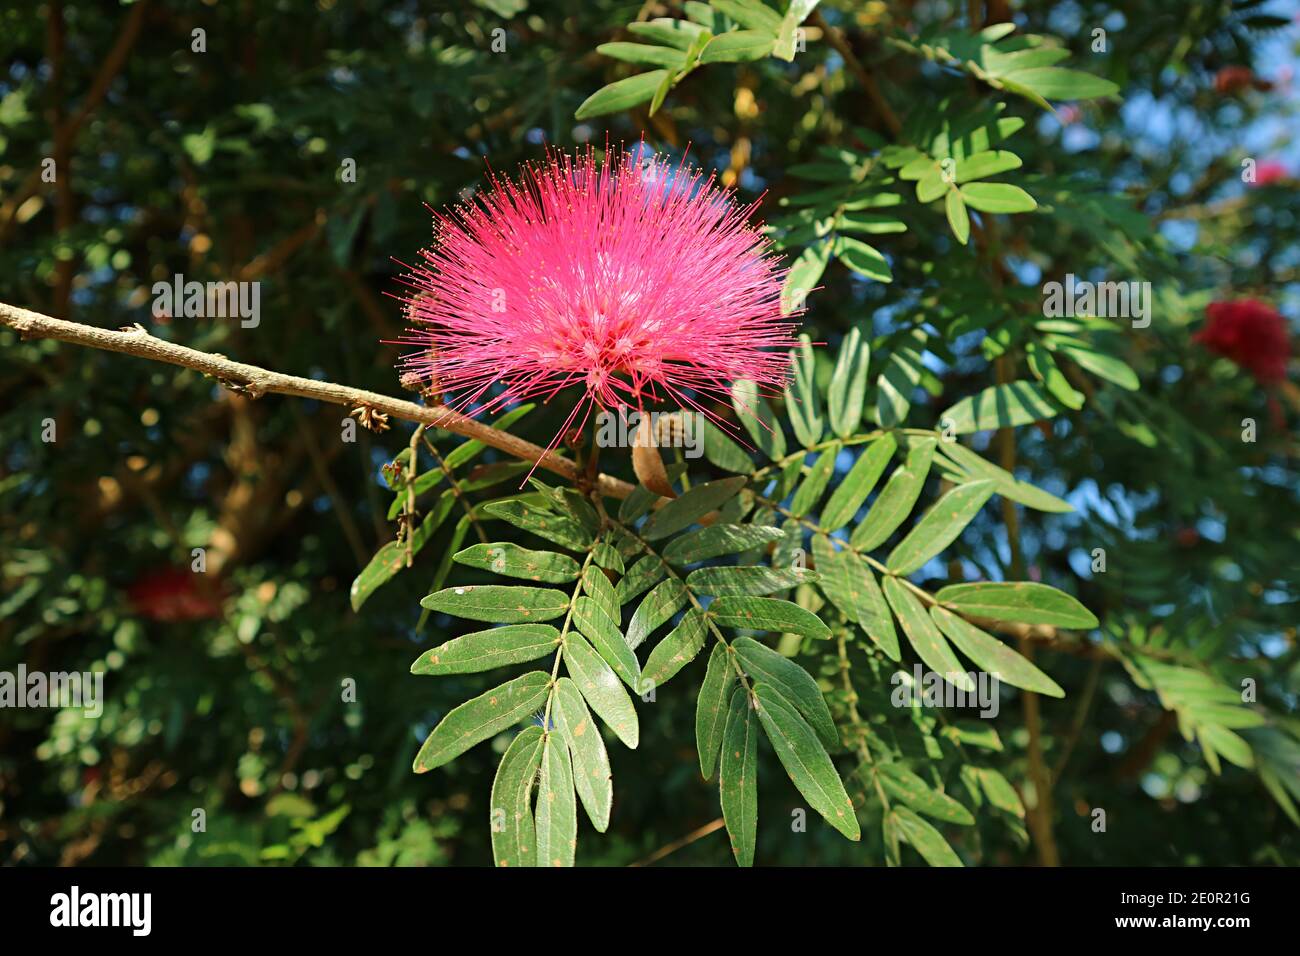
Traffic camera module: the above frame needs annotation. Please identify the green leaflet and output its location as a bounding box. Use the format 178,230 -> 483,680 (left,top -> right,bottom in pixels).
686,565 -> 817,596
938,381 -> 1060,434
828,326 -> 870,438
733,636 -> 838,747
700,29 -> 775,63
554,677 -> 613,833
641,476 -> 748,541
710,596 -> 831,640
413,671 -> 552,772
535,732 -> 578,867
784,336 -> 824,447
453,542 -> 581,583
626,577 -> 689,649
720,687 -> 759,867
563,632 -> 639,749
876,346 -> 924,428
810,536 -> 899,660
970,766 -> 1025,818
419,584 -> 571,624
410,623 -> 560,676
875,763 -> 974,825
732,379 -> 787,460
931,606 -> 1064,697
781,240 -> 830,315
615,553 -> 667,605
882,576 -> 974,692
596,41 -> 687,67
821,433 -> 896,531
575,70 -> 667,121
482,499 -> 593,551
937,440 -> 1072,513
959,181 -> 1037,214
945,189 -> 970,245
580,565 -> 620,621
935,581 -> 1098,628
489,726 -> 545,868
571,597 -> 641,691
891,806 -> 963,866
696,643 -> 736,779
618,484 -> 660,524
752,684 -> 860,841
851,437 -> 936,551
701,419 -> 754,473
790,446 -> 838,517
663,523 -> 784,564
886,479 -> 995,576
642,608 -> 707,690
589,541 -> 625,574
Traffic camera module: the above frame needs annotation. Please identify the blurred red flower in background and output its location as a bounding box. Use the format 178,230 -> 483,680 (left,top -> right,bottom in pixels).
1214,66 -> 1272,95
1194,299 -> 1291,384
126,567 -> 224,622
1251,160 -> 1291,187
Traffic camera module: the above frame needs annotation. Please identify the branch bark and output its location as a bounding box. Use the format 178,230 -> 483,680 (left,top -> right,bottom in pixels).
0,301 -> 636,500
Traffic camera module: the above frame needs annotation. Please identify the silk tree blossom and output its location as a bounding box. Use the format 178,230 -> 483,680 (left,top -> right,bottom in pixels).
395,149 -> 801,451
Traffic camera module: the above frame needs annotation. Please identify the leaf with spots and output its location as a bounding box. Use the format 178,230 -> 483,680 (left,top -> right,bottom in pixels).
535,732 -> 577,867
453,542 -> 581,583
851,437 -> 935,551
710,596 -> 831,641
811,535 -> 899,660
420,584 -> 571,624
572,597 -> 641,691
891,806 -> 963,866
664,523 -> 785,565
413,671 -> 551,772
410,624 -> 560,676
641,476 -> 749,541
686,565 -> 817,596
931,605 -> 1064,697
733,636 -> 838,748
642,607 -> 707,689
581,565 -> 620,620
554,677 -> 612,832
935,581 -> 1098,628
483,499 -> 594,551
696,642 -> 736,780
720,687 -> 758,867
627,577 -> 689,649
563,632 -> 639,748
752,683 -> 860,841
882,576 -> 974,693
489,726 -> 545,868
885,479 -> 994,576
875,763 -> 974,825
820,433 -> 896,531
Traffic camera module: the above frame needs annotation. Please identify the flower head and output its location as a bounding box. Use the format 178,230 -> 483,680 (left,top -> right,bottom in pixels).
1194,298 -> 1291,384
396,148 -> 800,448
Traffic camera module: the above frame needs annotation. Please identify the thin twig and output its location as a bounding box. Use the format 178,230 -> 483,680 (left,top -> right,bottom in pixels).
628,817 -> 725,867
0,301 -> 636,500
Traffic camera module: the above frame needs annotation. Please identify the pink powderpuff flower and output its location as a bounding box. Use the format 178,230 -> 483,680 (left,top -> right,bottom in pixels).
1194,298 -> 1291,385
394,148 -> 801,454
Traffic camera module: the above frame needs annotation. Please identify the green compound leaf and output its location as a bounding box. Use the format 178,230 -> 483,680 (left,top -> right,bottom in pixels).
664,523 -> 784,564
821,433 -> 897,531
641,476 -> 748,540
851,437 -> 935,551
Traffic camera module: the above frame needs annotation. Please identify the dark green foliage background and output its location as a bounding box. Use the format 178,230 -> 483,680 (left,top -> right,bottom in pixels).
1,0 -> 1297,866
